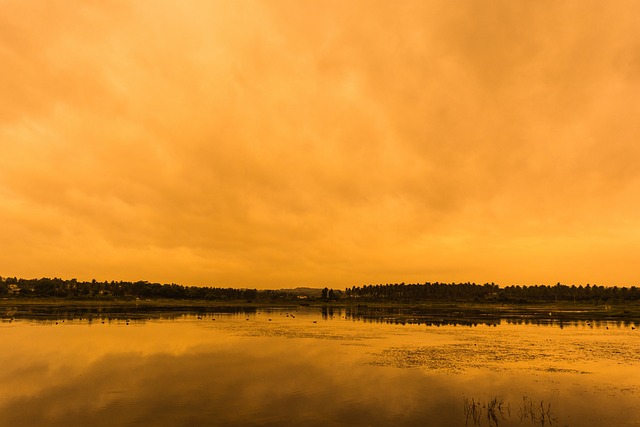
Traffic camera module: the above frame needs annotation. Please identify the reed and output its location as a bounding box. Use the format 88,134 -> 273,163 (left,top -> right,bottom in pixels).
464,395 -> 555,426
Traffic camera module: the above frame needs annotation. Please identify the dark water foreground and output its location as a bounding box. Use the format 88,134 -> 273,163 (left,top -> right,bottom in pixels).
1,305 -> 639,426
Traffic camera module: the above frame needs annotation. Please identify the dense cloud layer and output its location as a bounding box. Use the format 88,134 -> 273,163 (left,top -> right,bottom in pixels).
1,1 -> 639,287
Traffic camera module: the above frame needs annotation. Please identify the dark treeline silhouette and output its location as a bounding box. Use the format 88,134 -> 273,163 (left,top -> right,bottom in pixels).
345,282 -> 640,303
2,276 -> 640,303
0,277 -> 270,301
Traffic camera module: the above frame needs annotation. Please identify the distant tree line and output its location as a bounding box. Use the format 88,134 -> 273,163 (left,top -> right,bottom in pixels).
344,282 -> 640,303
0,277 -> 267,301
2,277 -> 639,303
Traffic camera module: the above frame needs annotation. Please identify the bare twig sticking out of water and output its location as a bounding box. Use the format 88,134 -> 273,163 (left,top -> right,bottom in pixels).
518,396 -> 557,426
463,397 -> 507,427
486,397 -> 506,426
464,395 -> 555,427
463,397 -> 482,426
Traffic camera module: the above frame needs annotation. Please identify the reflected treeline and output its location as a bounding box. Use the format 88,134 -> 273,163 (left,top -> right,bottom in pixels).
3,304 -> 639,327
0,304 -> 258,323
332,306 -> 640,327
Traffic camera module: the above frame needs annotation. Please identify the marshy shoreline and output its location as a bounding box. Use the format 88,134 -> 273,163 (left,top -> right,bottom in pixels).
2,298 -> 640,325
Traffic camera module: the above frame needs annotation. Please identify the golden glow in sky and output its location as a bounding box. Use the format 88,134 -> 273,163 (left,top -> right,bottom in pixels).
1,1 -> 640,288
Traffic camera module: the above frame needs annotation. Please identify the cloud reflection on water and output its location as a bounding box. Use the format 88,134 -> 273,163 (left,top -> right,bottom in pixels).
1,310 -> 640,426
0,342 -> 462,427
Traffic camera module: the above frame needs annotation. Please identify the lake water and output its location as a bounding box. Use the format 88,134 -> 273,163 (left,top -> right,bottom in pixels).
1,305 -> 639,426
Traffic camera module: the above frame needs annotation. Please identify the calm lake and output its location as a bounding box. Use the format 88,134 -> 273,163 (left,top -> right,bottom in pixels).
1,305 -> 639,426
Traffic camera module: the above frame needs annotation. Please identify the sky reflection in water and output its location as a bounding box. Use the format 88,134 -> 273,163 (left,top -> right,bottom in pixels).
1,308 -> 639,426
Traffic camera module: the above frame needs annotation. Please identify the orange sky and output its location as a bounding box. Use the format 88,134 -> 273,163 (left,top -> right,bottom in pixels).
1,1 -> 640,288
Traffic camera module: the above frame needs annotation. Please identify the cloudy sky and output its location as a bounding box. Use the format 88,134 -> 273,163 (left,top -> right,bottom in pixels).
2,1 -> 639,288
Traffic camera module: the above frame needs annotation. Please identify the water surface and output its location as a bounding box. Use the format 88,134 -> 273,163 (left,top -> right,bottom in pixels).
1,306 -> 639,426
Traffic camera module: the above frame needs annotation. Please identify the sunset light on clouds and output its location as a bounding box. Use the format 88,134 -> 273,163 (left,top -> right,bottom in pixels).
1,1 -> 640,288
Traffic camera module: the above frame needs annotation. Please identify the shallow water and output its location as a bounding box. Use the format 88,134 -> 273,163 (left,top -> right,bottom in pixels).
1,306 -> 639,426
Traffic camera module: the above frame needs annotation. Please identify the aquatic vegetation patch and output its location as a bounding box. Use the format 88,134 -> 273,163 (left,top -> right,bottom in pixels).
371,344 -> 487,372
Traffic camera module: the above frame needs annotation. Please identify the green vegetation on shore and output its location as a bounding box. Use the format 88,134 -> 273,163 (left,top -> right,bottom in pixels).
346,281 -> 640,303
1,276 -> 639,305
